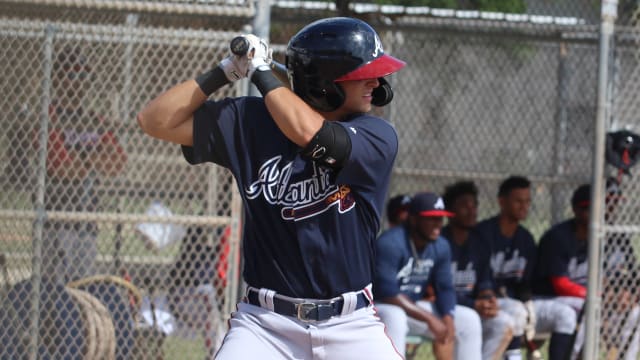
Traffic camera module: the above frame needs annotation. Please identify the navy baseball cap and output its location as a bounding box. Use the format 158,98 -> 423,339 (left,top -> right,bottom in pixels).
571,184 -> 591,208
387,194 -> 411,217
409,192 -> 454,217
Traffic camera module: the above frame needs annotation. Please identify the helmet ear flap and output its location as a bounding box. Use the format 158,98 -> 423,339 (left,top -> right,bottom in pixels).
371,77 -> 394,107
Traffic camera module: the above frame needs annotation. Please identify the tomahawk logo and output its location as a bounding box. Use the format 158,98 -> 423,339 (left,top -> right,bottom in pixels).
372,35 -> 384,58
245,155 -> 355,221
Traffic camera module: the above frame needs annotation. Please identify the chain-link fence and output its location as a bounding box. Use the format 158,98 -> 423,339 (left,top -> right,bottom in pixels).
598,8 -> 640,360
0,12 -> 248,360
1,0 -> 640,359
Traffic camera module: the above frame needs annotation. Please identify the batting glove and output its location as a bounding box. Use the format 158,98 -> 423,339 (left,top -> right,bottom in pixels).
219,56 -> 246,82
244,34 -> 272,80
219,34 -> 271,82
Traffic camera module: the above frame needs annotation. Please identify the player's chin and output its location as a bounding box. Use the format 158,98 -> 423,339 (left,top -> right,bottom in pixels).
359,98 -> 373,112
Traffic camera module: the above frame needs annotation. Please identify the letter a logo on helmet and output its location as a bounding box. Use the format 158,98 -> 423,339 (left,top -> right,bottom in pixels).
286,17 -> 406,112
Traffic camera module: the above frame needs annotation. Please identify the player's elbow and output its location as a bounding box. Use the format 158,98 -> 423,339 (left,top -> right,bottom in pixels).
136,109 -> 164,139
136,110 -> 153,135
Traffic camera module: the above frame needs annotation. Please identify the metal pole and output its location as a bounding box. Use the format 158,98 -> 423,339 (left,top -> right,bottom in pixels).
249,0 -> 271,97
583,1 -> 617,359
551,41 -> 570,224
29,24 -> 55,360
121,13 -> 138,127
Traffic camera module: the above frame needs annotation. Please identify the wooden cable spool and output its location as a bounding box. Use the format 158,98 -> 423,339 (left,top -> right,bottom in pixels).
67,274 -> 143,359
66,287 -> 116,360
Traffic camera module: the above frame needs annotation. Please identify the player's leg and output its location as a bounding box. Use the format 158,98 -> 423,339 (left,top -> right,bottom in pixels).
554,296 -> 585,359
497,297 -> 527,359
374,303 -> 409,356
413,302 -> 482,360
319,306 -> 403,360
214,302 -> 309,359
481,310 -> 514,360
532,298 -> 576,360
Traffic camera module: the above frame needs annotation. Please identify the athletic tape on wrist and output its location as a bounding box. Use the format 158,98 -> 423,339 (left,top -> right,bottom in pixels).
195,67 -> 230,96
251,70 -> 284,97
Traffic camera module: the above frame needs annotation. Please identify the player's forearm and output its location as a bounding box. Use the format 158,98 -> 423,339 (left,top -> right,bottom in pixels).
137,79 -> 206,145
263,86 -> 324,148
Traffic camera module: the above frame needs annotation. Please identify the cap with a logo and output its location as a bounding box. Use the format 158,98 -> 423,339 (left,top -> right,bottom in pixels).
387,194 -> 411,218
409,192 -> 454,217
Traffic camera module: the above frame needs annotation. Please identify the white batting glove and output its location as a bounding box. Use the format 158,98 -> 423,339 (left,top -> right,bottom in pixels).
243,34 -> 272,79
219,56 -> 246,82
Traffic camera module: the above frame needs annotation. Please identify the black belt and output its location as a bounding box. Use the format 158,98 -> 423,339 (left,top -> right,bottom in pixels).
246,289 -> 370,322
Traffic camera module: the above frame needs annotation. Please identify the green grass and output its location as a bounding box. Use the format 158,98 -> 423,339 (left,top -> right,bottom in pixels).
162,336 -> 207,360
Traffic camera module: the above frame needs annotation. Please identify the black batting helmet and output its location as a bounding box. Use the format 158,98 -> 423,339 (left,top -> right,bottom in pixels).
285,17 -> 406,112
606,129 -> 640,176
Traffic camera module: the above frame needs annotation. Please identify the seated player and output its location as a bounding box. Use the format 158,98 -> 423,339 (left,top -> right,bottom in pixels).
374,192 -> 483,360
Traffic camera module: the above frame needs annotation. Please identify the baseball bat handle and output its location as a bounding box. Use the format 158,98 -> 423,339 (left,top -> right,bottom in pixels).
230,36 -> 250,56
270,61 -> 290,88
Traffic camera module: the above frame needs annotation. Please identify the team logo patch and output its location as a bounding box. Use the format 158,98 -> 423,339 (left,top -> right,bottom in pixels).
245,155 -> 356,221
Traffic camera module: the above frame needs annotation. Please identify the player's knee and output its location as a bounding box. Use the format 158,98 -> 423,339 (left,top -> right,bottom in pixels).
375,304 -> 409,335
454,305 -> 482,338
496,311 -> 517,336
552,303 -> 577,334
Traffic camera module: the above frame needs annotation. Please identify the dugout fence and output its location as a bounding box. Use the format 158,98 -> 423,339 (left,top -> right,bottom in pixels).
0,0 -> 639,359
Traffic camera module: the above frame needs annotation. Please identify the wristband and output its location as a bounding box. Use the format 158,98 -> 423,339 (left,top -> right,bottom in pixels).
251,69 -> 284,97
195,67 -> 230,96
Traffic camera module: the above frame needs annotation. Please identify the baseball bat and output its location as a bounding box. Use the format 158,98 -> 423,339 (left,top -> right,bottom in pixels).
230,36 -> 250,56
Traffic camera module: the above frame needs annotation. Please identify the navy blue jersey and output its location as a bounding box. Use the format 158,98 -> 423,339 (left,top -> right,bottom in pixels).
182,97 -> 398,299
532,219 -> 587,296
473,216 -> 537,300
441,226 -> 493,308
373,225 -> 456,317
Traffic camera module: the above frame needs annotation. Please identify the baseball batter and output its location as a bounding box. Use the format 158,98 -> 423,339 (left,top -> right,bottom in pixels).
374,192 -> 483,360
473,176 -> 577,360
137,17 -> 406,359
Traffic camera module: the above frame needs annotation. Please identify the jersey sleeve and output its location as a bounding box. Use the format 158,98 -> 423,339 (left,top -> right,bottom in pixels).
181,99 -> 234,168
537,228 -> 570,278
334,116 -> 398,216
521,229 -> 538,284
432,238 -> 456,317
373,229 -> 403,300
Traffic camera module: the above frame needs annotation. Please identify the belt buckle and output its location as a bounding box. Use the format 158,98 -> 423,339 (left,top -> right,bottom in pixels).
296,302 -> 317,322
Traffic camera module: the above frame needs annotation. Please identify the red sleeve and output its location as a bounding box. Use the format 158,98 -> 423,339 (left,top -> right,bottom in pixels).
47,130 -> 73,171
551,276 -> 586,298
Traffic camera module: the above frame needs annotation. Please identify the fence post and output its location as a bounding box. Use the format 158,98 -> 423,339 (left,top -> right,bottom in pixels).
29,23 -> 55,360
584,1 -> 618,359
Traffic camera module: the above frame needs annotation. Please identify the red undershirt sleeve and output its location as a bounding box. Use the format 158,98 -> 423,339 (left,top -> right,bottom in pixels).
551,276 -> 587,298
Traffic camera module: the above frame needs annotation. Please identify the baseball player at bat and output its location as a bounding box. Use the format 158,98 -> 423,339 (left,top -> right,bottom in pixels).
472,176 -> 577,360
441,181 -> 521,360
137,17 -> 406,359
373,192 -> 483,360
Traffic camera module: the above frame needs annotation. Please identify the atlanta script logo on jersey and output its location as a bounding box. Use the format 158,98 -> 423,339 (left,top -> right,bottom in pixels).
490,249 -> 527,280
245,155 -> 356,221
